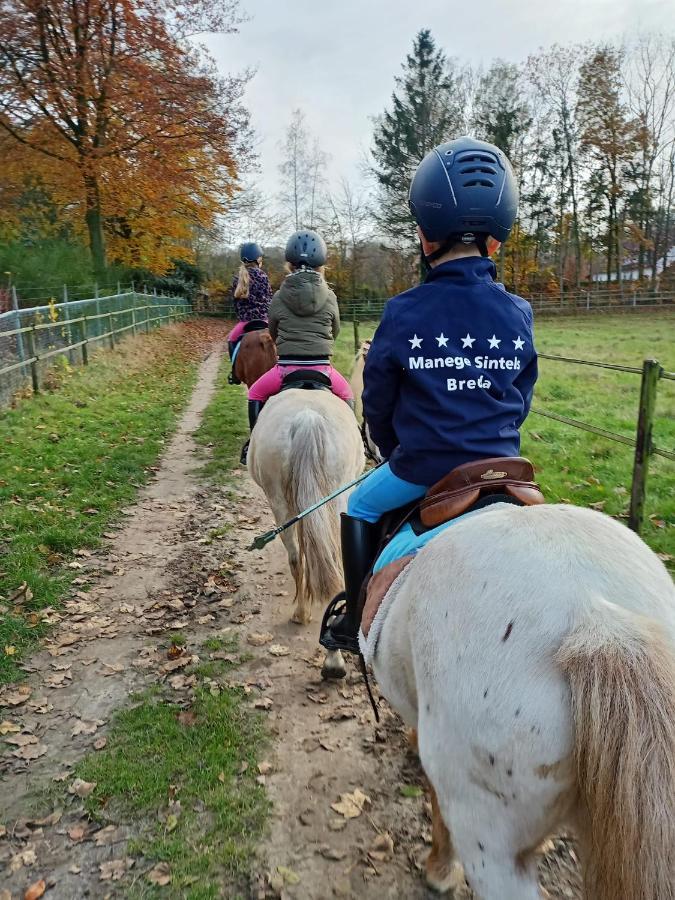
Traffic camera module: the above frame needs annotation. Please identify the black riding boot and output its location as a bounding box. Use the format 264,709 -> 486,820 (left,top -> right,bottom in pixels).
319,514 -> 378,654
240,400 -> 264,466
227,340 -> 235,359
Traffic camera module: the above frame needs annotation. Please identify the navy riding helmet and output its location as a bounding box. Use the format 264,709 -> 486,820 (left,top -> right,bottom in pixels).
409,137 -> 519,251
240,242 -> 263,263
285,230 -> 327,268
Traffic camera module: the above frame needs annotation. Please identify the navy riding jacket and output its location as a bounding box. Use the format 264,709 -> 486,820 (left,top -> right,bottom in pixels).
362,257 -> 538,485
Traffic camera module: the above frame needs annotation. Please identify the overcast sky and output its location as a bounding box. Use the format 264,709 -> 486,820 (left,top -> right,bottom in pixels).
204,0 -> 675,224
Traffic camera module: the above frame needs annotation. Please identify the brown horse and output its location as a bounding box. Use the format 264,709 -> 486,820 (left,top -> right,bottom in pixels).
233,328 -> 277,388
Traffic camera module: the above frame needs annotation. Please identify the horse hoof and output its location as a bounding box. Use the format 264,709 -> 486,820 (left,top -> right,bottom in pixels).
321,663 -> 347,680
291,612 -> 311,626
425,859 -> 464,895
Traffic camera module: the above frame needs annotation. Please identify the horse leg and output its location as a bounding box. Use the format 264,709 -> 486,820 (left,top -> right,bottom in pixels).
279,528 -> 306,622
425,781 -> 465,894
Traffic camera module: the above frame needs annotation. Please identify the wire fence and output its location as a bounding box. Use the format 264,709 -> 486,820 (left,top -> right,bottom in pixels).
346,308 -> 673,537
0,290 -> 192,406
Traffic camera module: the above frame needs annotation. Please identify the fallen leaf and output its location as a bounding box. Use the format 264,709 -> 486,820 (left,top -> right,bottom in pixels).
68,825 -> 87,842
247,631 -> 274,646
71,719 -> 99,737
277,865 -> 300,885
24,878 -> 46,900
257,760 -> 273,775
99,858 -> 134,881
331,789 -> 370,819
176,710 -> 197,727
27,810 -> 62,827
68,865 -> 81,874
320,845 -> 347,861
93,737 -> 107,750
268,644 -> 290,657
218,771 -> 226,783
3,685 -> 32,706
657,552 -> 673,563
0,720 -> 20,735
0,825 -> 6,838
9,582 -> 33,605
238,761 -> 249,775
399,784 -> 423,799
167,644 -> 184,660
69,778 -> 97,798
4,645 -> 16,656
12,743 -> 47,761
589,501 -> 606,511
147,862 -> 172,886
328,818 -> 347,832
5,733 -> 38,747
94,825 -> 124,846
252,697 -> 273,710
165,813 -> 179,832
368,832 -> 394,862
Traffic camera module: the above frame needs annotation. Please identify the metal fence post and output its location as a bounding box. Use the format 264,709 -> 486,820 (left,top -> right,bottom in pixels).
353,308 -> 360,354
628,359 -> 662,534
108,312 -> 115,349
25,324 -> 40,394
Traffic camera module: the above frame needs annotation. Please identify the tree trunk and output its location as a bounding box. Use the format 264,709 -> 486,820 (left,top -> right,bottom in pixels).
84,174 -> 106,277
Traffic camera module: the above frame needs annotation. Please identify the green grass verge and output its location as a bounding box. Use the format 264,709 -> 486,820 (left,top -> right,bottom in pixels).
334,313 -> 675,561
76,645 -> 268,899
194,363 -> 248,482
72,362 -> 268,898
0,329 -> 203,684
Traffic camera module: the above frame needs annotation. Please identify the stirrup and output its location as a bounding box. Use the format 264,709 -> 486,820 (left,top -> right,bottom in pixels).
319,593 -> 360,654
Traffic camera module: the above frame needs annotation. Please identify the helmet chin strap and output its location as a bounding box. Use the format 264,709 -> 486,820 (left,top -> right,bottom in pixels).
423,233 -> 489,265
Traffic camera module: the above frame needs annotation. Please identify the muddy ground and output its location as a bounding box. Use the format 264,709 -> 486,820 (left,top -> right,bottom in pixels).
0,343 -> 582,899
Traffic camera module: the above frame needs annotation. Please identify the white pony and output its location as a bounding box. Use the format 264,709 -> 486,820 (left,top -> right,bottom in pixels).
248,389 -> 364,674
368,501 -> 675,899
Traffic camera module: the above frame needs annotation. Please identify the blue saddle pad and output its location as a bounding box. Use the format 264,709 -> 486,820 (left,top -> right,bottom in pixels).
373,507 -> 487,574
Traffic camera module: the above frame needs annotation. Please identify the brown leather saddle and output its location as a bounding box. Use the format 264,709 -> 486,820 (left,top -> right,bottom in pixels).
420,456 -> 545,528
360,457 -> 545,635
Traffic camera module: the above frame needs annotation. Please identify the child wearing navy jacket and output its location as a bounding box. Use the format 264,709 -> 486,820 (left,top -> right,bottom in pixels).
320,136 -> 538,655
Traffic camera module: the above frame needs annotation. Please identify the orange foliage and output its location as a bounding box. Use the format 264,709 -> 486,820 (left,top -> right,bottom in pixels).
0,0 -> 248,273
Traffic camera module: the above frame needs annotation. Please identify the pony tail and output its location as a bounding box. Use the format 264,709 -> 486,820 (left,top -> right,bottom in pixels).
557,600 -> 675,900
234,263 -> 250,299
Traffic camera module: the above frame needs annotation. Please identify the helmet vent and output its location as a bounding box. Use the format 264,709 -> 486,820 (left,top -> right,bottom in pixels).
463,178 -> 495,188
459,164 -> 498,176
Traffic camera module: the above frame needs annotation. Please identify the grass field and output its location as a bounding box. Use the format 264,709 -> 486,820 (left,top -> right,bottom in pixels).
0,323 -> 211,684
334,313 -> 675,562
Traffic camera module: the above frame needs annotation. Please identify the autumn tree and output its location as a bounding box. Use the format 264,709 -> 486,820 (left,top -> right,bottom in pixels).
0,0 -> 248,276
577,45 -> 642,283
371,29 -> 466,245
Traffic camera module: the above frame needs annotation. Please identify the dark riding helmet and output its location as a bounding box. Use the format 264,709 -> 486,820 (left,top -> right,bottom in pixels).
240,242 -> 263,263
409,137 -> 519,250
285,230 -> 327,268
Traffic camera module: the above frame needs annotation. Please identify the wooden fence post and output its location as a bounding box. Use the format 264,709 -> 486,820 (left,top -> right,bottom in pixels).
25,325 -> 40,394
628,358 -> 662,534
63,284 -> 75,364
353,309 -> 360,354
81,316 -> 89,365
11,285 -> 26,372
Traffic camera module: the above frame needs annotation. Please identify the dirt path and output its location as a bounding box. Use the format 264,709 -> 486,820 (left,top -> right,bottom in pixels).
0,342 -> 581,900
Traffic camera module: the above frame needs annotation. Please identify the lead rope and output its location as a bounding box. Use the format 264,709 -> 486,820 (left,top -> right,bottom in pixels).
358,651 -> 380,723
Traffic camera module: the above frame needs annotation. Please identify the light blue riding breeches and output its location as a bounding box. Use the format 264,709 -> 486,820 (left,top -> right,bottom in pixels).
348,462 -> 484,574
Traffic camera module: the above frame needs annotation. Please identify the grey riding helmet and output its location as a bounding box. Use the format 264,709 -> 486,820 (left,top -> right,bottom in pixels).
285,230 -> 327,267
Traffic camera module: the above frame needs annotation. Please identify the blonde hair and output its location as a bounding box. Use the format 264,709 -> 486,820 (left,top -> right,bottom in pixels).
234,262 -> 253,299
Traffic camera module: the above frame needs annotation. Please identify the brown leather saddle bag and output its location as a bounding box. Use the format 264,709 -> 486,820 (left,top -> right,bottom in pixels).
419,457 -> 545,528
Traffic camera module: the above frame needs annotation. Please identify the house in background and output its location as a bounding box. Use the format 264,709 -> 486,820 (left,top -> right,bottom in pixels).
592,246 -> 675,282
